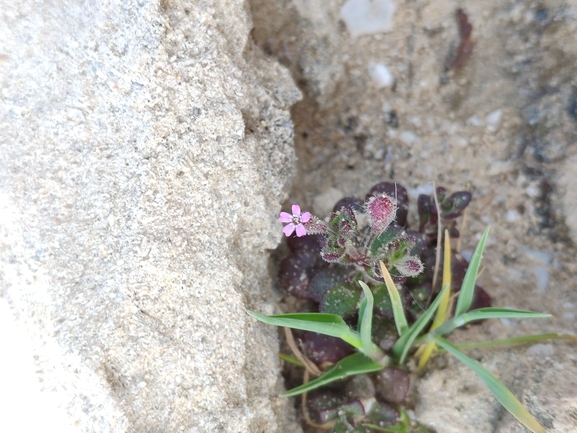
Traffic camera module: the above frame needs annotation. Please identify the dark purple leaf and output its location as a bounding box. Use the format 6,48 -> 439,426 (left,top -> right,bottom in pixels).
318,400 -> 365,424
417,194 -> 437,231
302,331 -> 355,367
345,374 -> 376,400
286,233 -> 322,252
440,191 -> 472,220
366,401 -> 400,428
307,265 -> 352,302
469,285 -> 492,311
371,315 -> 398,352
333,197 -> 364,213
375,367 -> 410,404
278,250 -> 321,299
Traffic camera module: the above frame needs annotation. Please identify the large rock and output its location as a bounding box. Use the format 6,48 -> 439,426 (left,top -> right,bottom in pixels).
0,1 -> 301,432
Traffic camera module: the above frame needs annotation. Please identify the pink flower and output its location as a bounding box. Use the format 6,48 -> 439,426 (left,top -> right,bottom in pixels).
279,204 -> 311,237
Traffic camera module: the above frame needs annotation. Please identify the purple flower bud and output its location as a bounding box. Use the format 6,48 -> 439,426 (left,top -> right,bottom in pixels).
395,255 -> 424,277
366,194 -> 397,234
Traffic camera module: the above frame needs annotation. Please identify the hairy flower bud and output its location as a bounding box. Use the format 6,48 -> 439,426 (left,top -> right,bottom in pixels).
366,194 -> 397,234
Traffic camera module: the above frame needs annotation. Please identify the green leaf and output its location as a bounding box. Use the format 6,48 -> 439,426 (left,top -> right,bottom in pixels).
433,337 -> 546,433
358,282 -> 375,355
379,261 -> 409,336
283,352 -> 383,397
357,296 -> 368,331
320,283 -> 361,319
392,282 -> 451,363
430,308 -> 551,337
370,225 -> 404,256
248,311 -> 362,349
454,227 -> 490,316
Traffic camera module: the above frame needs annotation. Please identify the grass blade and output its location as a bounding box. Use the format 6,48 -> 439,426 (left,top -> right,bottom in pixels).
279,353 -> 304,367
453,333 -> 577,351
454,227 -> 490,316
418,231 -> 452,371
433,337 -> 546,433
248,311 -> 362,349
379,261 -> 408,336
283,352 -> 383,397
392,282 -> 451,363
430,308 -> 550,337
358,282 -> 375,352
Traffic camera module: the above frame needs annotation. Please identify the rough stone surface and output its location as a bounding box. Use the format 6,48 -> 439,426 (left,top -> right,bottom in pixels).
0,1 -> 301,432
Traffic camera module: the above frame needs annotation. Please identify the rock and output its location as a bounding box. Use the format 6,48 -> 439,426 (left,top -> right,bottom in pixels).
557,154 -> 577,244
0,1 -> 302,432
494,356 -> 577,433
415,355 -> 501,433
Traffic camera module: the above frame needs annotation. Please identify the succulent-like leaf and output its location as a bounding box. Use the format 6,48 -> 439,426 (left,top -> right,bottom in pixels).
278,250 -> 320,299
320,283 -> 361,319
372,284 -> 394,318
308,266 -> 353,302
375,367 -> 410,404
319,399 -> 365,423
345,374 -> 376,399
302,331 -> 356,366
440,191 -> 472,219
417,194 -> 436,231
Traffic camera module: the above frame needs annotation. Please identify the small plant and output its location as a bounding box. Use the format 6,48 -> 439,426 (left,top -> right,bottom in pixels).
251,182 -> 568,433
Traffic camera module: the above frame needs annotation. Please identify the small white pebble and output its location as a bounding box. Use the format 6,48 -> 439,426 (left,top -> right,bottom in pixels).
340,0 -> 396,39
368,63 -> 393,88
399,131 -> 417,144
506,210 -> 519,222
408,115 -> 421,127
486,109 -> 503,132
525,185 -> 539,197
525,344 -> 555,357
468,116 -> 482,126
500,318 -> 515,327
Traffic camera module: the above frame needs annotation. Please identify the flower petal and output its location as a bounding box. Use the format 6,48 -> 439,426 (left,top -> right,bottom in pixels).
295,224 -> 306,237
283,224 -> 296,237
300,212 -> 311,223
292,204 -> 301,216
279,212 -> 293,223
